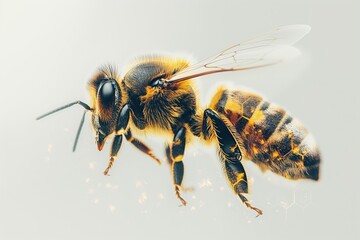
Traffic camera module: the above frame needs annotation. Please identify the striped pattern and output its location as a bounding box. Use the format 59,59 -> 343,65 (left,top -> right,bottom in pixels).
210,88 -> 320,181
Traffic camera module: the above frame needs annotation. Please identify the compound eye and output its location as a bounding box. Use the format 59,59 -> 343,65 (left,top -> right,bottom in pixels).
99,81 -> 115,106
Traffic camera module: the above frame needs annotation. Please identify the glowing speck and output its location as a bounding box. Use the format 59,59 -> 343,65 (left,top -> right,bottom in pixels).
248,177 -> 254,184
199,178 -> 212,188
191,195 -> 197,199
89,162 -> 96,169
88,188 -> 95,194
64,128 -> 69,132
109,204 -> 116,212
85,178 -> 91,183
227,202 -> 232,207
159,193 -> 165,199
105,183 -> 112,188
191,206 -> 196,211
94,199 -> 99,204
47,144 -> 53,152
138,192 -> 148,204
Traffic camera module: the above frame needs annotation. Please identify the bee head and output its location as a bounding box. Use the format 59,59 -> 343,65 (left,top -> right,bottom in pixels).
88,66 -> 123,151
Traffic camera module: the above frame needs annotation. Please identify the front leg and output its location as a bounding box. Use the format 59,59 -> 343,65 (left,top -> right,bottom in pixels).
103,104 -> 130,176
104,135 -> 123,175
169,126 -> 187,206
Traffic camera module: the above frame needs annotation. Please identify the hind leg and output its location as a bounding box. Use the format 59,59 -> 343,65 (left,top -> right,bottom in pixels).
203,108 -> 262,216
223,158 -> 263,216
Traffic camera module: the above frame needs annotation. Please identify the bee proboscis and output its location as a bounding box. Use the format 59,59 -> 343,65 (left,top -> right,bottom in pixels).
37,25 -> 320,216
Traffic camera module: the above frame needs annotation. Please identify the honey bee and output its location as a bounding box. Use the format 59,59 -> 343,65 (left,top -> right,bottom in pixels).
37,25 -> 320,216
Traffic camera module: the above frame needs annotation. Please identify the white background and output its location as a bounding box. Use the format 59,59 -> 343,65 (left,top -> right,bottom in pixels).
1,0 -> 359,239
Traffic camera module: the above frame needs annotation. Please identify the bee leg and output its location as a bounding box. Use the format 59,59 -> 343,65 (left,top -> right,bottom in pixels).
165,144 -> 173,165
223,159 -> 263,216
239,193 -> 263,217
104,135 -> 123,176
203,109 -> 241,159
104,104 -> 130,175
124,129 -> 162,165
203,108 -> 262,216
165,144 -> 194,193
169,127 -> 187,206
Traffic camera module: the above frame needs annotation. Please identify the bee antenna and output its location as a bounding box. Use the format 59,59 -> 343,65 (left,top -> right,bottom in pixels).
73,110 -> 88,152
36,101 -> 92,120
36,100 -> 93,152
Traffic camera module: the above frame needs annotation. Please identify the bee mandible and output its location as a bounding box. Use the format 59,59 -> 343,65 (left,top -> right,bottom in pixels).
37,25 -> 321,216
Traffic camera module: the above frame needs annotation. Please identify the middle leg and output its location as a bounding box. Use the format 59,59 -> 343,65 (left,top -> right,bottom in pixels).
168,126 -> 187,206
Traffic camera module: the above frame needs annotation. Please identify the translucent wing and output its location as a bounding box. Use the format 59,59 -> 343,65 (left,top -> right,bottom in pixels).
165,25 -> 311,84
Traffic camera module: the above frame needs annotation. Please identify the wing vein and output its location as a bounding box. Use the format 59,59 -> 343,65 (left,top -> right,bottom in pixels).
166,25 -> 310,83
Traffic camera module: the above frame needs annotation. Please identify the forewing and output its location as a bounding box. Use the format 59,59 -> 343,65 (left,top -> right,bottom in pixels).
166,25 -> 310,83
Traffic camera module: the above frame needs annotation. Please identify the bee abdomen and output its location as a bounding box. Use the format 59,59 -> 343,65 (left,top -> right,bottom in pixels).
264,117 -> 321,180
210,87 -> 284,141
210,87 -> 320,181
